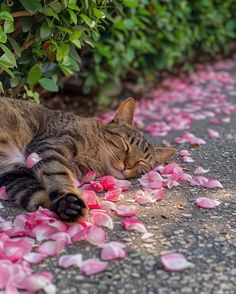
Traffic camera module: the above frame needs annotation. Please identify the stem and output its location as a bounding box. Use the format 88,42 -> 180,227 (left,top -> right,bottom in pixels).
11,11 -> 33,18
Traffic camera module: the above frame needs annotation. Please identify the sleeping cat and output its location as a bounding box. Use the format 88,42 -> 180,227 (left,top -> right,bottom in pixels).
0,97 -> 175,222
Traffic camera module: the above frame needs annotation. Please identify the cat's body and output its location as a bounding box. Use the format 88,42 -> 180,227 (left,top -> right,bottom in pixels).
0,97 -> 175,221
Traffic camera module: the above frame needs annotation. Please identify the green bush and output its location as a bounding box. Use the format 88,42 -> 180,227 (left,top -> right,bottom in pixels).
81,0 -> 236,103
0,0 -> 236,102
0,0 -> 109,101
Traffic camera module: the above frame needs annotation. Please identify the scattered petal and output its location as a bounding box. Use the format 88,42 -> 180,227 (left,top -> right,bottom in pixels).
80,190 -> 101,209
37,240 -> 63,256
82,171 -> 96,182
58,254 -> 83,268
179,150 -> 190,157
85,225 -> 106,245
23,252 -> 47,264
116,205 -> 137,217
25,152 -> 42,168
91,211 -> 114,229
100,242 -> 126,260
122,218 -> 147,233
104,188 -> 122,202
196,197 -> 221,209
161,253 -> 193,271
80,259 -> 108,276
99,176 -> 117,190
194,167 -> 209,174
208,128 -> 220,138
100,201 -> 117,212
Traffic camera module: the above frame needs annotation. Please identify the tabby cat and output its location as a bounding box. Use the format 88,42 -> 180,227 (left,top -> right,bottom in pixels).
0,97 -> 175,222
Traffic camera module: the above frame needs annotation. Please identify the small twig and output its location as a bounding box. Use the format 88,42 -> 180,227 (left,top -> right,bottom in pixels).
11,11 -> 33,18
21,38 -> 34,51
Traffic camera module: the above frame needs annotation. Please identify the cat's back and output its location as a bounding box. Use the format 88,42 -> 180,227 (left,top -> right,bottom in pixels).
0,97 -> 47,134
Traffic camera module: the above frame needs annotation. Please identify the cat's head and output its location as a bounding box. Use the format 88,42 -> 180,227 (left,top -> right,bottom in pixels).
102,97 -> 176,179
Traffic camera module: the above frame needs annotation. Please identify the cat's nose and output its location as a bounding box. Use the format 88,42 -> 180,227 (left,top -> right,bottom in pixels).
124,161 -> 129,169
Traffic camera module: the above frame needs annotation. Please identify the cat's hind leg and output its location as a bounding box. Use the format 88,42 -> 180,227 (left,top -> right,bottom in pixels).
0,167 -> 51,211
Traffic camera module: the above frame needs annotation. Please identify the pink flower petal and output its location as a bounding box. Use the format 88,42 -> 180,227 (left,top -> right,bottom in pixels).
82,171 -> 96,182
114,179 -> 131,191
23,252 -> 47,264
91,181 -> 104,192
208,128 -> 220,138
80,190 -> 101,209
99,176 -> 117,190
134,190 -> 156,205
21,272 -> 53,292
100,201 -> 117,212
191,176 -> 223,188
58,254 -> 83,268
31,224 -> 59,241
116,205 -> 137,217
191,176 -> 209,186
85,225 -> 106,245
204,178 -> 223,189
44,283 -> 57,294
67,223 -> 84,238
0,186 -> 8,200
196,197 -> 221,208
104,188 -> 122,202
25,152 -> 42,168
161,253 -> 193,271
182,156 -> 194,163
179,150 -> 190,157
80,259 -> 108,276
100,242 -> 126,260
91,211 -> 114,229
49,232 -> 71,244
194,167 -> 209,174
122,218 -> 147,233
37,240 -> 63,256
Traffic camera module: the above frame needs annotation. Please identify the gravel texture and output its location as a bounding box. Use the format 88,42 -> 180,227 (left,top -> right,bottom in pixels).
1,66 -> 236,294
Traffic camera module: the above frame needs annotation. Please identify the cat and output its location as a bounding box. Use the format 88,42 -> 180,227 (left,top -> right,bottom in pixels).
0,97 -> 176,222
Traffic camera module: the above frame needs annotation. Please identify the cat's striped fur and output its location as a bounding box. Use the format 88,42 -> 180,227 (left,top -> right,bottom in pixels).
0,97 -> 175,222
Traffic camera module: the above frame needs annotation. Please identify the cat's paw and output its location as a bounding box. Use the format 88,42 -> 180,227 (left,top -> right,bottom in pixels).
51,193 -> 88,222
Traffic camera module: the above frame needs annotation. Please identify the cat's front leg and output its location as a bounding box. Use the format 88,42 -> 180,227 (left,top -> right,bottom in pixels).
31,149 -> 87,222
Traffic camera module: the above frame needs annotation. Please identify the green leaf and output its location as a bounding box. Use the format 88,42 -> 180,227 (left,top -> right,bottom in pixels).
68,9 -> 77,25
4,20 -> 14,33
40,22 -> 53,40
0,43 -> 16,67
27,64 -> 42,87
56,43 -> 69,61
81,14 -> 95,28
19,0 -> 42,13
33,91 -> 40,104
0,81 -> 4,93
93,8 -> 105,19
0,11 -> 13,21
49,2 -> 63,14
123,0 -> 139,8
39,78 -> 59,92
42,7 -> 59,20
0,61 -> 14,77
8,36 -> 21,57
22,17 -> 32,32
70,30 -> 82,40
0,27 -> 7,43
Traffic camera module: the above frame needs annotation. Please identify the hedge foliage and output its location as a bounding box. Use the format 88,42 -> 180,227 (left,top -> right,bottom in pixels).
0,0 -> 236,102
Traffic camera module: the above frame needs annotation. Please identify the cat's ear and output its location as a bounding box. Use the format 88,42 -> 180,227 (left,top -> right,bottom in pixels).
112,97 -> 135,125
155,147 -> 176,164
